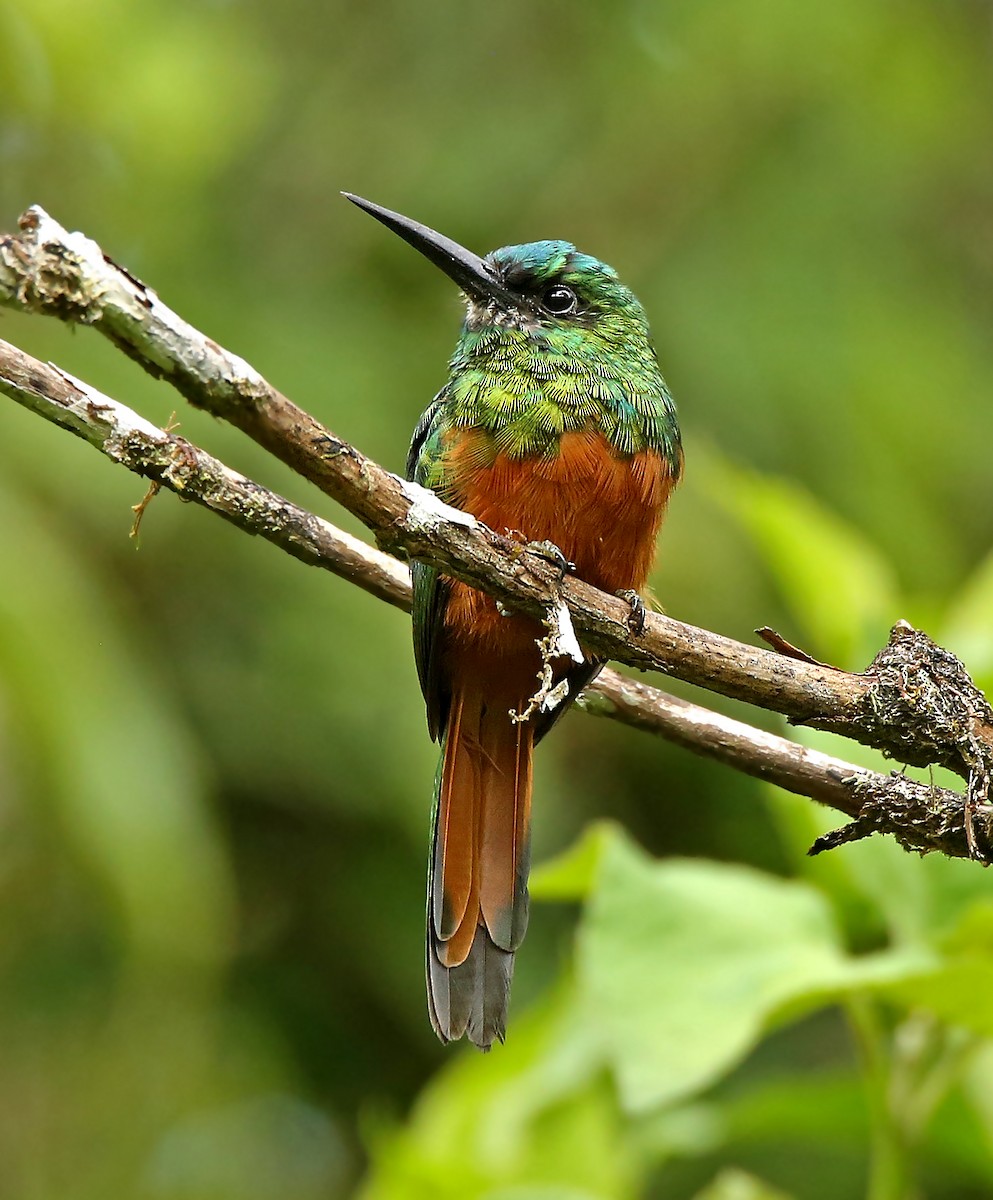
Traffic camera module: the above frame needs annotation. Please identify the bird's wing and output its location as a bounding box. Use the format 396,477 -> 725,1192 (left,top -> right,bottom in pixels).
408,391 -> 452,742
411,561 -> 451,742
406,388 -> 445,480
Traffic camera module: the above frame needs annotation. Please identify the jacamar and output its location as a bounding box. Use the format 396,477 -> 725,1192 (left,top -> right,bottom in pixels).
345,195 -> 682,1049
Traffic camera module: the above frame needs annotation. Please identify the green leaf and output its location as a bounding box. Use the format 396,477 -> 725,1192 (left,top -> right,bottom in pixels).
482,1188 -> 608,1200
702,454 -> 898,668
578,828 -> 921,1111
359,983 -> 634,1200
871,901 -> 993,1036
691,1169 -> 795,1200
879,959 -> 993,1036
941,546 -> 993,695
530,821 -> 617,902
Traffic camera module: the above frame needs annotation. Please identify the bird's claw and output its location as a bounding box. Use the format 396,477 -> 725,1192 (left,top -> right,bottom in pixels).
616,589 -> 647,636
526,540 -> 575,582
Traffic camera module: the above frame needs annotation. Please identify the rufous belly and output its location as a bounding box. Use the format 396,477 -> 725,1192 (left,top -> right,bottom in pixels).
439,427 -> 676,657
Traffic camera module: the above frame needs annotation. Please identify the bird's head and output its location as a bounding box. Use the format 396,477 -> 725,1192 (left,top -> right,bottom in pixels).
343,193 -> 652,356
344,193 -> 679,468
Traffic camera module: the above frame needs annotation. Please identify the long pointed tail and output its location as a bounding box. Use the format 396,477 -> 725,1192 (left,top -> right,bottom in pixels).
426,686 -> 533,1049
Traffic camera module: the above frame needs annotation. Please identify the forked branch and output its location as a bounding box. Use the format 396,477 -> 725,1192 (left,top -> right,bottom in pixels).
1,207 -> 991,860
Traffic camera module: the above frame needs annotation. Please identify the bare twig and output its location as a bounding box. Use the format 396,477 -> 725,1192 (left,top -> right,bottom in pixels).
756,625 -> 837,669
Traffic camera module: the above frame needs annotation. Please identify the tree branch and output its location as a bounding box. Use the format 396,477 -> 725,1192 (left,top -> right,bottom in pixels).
1,337 -> 987,861
2,207 -> 992,860
0,339 -> 412,609
581,671 -> 993,860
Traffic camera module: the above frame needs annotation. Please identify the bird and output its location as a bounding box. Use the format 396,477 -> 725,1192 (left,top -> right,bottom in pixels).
344,194 -> 683,1049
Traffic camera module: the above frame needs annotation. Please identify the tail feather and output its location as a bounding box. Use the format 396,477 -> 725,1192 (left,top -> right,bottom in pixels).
433,694 -> 475,943
479,716 -> 532,951
426,930 -> 514,1049
426,686 -> 533,1049
434,690 -> 482,970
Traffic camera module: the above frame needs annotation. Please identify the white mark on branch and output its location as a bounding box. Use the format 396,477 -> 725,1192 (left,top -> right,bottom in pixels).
53,367 -> 165,440
550,597 -> 584,664
541,677 -> 571,713
511,598 -> 585,724
12,209 -> 268,390
399,478 -> 478,531
29,209 -> 110,310
510,637 -> 561,725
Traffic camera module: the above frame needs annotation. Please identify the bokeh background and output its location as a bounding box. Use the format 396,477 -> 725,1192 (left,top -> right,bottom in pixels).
2,2 -> 993,1197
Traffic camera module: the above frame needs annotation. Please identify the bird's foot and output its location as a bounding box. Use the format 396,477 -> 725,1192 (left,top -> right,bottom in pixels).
526,540 -> 575,583
616,589 -> 648,636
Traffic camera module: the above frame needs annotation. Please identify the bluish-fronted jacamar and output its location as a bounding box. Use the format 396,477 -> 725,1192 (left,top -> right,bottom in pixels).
345,195 -> 682,1048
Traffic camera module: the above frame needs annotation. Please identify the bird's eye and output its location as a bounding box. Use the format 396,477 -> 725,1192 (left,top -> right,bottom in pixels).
540,284 -> 578,316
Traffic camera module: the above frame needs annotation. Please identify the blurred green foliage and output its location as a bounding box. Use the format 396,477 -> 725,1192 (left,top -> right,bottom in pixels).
1,0 -> 993,1196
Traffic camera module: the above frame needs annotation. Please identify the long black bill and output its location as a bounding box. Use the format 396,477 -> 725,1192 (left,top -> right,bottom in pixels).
342,193 -> 521,311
